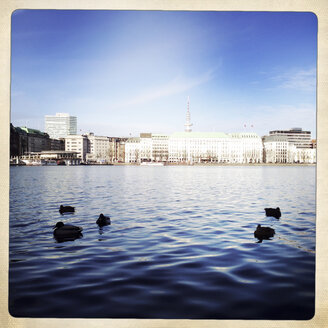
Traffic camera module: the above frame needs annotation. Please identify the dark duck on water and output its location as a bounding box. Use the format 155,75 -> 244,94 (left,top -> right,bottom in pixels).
254,224 -> 275,242
264,207 -> 281,219
53,221 -> 83,242
59,205 -> 75,214
96,213 -> 111,227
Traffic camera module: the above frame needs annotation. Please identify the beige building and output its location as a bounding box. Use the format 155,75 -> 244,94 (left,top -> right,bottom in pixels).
65,135 -> 88,162
86,133 -> 110,163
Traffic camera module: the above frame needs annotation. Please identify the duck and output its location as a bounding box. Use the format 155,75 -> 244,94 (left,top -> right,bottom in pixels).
59,205 -> 75,214
254,224 -> 275,240
264,207 -> 281,219
53,221 -> 83,241
96,213 -> 111,227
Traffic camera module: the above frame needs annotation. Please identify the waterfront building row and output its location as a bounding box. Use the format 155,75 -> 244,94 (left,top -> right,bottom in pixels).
10,123 -> 316,164
125,130 -> 316,164
262,134 -> 316,163
126,132 -> 263,164
64,133 -> 126,163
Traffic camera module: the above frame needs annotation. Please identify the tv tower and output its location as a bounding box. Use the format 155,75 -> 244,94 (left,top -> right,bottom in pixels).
184,96 -> 193,132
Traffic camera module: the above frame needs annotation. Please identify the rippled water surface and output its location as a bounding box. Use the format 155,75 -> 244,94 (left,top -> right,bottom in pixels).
9,165 -> 315,319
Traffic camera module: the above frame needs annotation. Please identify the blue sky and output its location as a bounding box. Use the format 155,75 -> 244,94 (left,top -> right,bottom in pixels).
11,10 -> 317,137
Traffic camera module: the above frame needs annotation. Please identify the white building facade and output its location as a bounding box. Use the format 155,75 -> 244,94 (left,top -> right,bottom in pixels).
125,134 -> 169,163
124,131 -> 263,164
264,128 -> 316,164
294,148 -> 316,164
168,132 -> 228,163
45,113 -> 77,139
152,134 -> 169,162
64,135 -> 88,162
228,133 -> 263,163
168,132 -> 262,164
262,135 -> 296,163
125,137 -> 141,163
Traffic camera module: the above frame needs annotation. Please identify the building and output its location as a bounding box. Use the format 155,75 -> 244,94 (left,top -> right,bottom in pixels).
168,132 -> 262,164
65,135 -> 88,162
50,138 -> 65,151
108,137 -> 128,163
262,135 -> 296,163
64,133 -> 129,164
269,128 -> 312,149
264,128 -> 316,164
45,113 -> 77,139
168,132 -> 228,163
293,148 -> 316,164
125,137 -> 141,163
152,134 -> 169,162
10,124 -> 65,157
19,127 -> 50,153
19,150 -> 81,166
85,133 -> 111,163
125,133 -> 169,163
124,131 -> 263,164
140,133 -> 153,162
228,133 -> 263,163
117,138 -> 128,163
10,124 -> 27,157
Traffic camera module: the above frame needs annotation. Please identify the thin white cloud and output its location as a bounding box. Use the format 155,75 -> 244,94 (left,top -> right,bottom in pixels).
251,103 -> 316,136
272,67 -> 316,92
113,69 -> 216,109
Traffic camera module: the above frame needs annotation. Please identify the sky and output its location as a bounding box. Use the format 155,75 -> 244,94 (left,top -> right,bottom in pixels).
11,10 -> 317,138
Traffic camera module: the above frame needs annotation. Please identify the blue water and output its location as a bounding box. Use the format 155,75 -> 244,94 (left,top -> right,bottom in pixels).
9,165 -> 315,319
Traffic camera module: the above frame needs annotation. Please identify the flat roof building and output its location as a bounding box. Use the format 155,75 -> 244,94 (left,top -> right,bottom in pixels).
45,113 -> 77,139
269,128 -> 312,149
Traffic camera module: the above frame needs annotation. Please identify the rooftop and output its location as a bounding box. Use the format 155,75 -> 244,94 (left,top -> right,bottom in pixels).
229,132 -> 261,138
19,126 -> 49,137
170,132 -> 228,139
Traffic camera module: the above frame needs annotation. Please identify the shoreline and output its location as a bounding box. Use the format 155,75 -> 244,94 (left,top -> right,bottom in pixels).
11,162 -> 316,167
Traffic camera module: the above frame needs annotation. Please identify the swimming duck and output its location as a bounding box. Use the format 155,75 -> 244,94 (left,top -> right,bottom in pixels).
59,205 -> 75,214
254,224 -> 275,240
264,207 -> 281,219
53,221 -> 83,241
96,213 -> 111,227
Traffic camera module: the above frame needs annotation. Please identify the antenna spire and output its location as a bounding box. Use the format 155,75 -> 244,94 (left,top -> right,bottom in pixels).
184,96 -> 193,132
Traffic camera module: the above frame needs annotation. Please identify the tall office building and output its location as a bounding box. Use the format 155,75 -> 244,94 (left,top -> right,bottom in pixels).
269,128 -> 312,149
45,113 -> 77,139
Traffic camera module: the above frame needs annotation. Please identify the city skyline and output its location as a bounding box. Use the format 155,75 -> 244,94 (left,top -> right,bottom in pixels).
11,10 -> 317,137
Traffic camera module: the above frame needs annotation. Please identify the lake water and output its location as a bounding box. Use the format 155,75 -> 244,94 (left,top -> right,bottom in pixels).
9,165 -> 316,319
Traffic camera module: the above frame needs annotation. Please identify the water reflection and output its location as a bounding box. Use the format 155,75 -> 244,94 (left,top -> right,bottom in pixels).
54,234 -> 83,243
